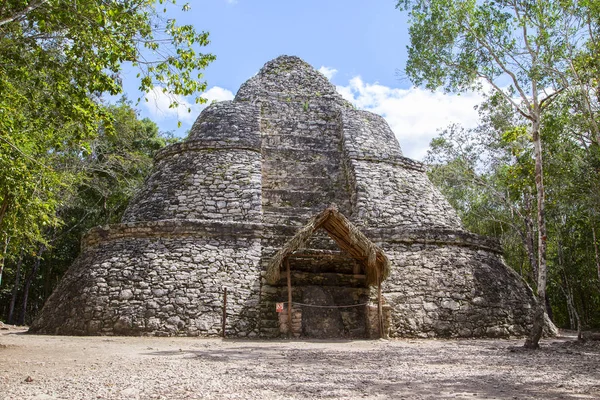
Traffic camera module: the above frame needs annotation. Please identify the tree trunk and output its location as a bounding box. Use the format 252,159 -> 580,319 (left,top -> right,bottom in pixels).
592,224 -> 600,287
18,244 -> 45,325
524,192 -> 538,286
545,294 -> 553,322
525,117 -> 548,349
7,249 -> 24,324
557,233 -> 581,338
0,0 -> 50,27
0,235 -> 10,287
0,194 -> 10,231
564,289 -> 575,330
560,279 -> 581,339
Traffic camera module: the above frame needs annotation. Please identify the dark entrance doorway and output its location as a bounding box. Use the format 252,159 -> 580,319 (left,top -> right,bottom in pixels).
285,248 -> 370,338
265,206 -> 389,339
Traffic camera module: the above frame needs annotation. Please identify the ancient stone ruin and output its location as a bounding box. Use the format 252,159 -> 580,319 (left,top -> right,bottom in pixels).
31,56 -> 539,338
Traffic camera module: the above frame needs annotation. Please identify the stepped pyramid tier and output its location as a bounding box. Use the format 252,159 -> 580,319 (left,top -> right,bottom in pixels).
31,56 -> 542,338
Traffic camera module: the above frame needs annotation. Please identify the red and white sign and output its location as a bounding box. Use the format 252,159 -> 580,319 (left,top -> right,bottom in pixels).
276,302 -> 284,313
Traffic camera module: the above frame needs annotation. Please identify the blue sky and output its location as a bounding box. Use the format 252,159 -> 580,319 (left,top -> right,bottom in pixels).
129,0 -> 487,160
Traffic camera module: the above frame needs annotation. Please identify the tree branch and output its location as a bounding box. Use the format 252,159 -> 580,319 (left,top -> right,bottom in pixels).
0,0 -> 49,28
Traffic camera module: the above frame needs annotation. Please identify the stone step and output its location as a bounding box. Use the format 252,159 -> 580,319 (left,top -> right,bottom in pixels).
261,232 -> 343,250
262,147 -> 342,163
262,213 -> 313,226
259,327 -> 280,337
260,318 -> 280,329
263,285 -> 371,300
261,134 -> 341,150
288,252 -> 360,274
262,189 -> 335,209
274,271 -> 367,288
261,176 -> 342,192
261,205 -> 320,221
262,159 -> 342,179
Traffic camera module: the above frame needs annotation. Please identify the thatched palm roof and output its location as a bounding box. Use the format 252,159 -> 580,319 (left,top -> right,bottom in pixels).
265,205 -> 390,286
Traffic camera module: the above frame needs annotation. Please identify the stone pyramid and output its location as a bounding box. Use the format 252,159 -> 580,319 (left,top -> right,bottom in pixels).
31,56 -> 538,338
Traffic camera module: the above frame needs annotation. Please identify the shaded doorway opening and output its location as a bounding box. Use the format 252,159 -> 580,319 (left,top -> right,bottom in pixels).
266,205 -> 390,339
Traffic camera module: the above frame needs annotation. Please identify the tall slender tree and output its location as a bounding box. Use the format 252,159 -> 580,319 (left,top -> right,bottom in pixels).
397,0 -> 598,348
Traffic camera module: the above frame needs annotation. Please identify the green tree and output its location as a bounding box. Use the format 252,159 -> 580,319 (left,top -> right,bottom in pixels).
397,0 -> 598,348
426,98 -> 538,285
0,0 -> 214,280
427,93 -> 600,337
1,101 -> 176,324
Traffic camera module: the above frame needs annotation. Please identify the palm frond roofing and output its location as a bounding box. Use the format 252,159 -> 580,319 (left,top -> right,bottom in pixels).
265,205 -> 390,286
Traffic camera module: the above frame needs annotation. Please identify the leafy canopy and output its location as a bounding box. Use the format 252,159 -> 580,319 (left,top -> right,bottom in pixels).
396,0 -> 597,120
0,0 -> 214,258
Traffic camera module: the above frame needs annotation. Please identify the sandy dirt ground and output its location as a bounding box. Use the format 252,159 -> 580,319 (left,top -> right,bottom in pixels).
1,325 -> 599,400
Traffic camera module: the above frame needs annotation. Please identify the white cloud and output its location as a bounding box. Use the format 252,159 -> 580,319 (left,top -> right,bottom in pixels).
318,66 -> 338,80
144,86 -> 196,124
144,86 -> 234,125
203,86 -> 235,105
336,77 -> 486,160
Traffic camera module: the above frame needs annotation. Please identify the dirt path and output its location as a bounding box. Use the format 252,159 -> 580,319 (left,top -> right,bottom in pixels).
1,325 -> 599,399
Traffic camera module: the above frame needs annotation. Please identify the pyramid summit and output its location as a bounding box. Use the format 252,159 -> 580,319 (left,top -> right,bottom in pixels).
235,55 -> 345,102
31,56 -> 541,338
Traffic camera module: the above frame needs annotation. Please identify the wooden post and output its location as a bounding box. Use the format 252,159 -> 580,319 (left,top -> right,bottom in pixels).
377,268 -> 383,338
286,258 -> 292,337
222,287 -> 227,338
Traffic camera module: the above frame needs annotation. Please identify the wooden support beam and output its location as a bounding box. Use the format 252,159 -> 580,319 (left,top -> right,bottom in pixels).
286,258 -> 292,337
377,268 -> 383,339
222,287 -> 227,338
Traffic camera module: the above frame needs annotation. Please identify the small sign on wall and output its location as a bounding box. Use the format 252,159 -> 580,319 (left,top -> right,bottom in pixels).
276,302 -> 284,313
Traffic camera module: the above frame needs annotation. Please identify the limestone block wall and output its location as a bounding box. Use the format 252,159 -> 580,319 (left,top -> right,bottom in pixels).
339,108 -> 462,230
235,57 -> 342,102
122,147 -> 262,223
341,109 -> 403,161
382,242 -> 535,338
349,160 -> 463,229
187,101 -> 260,147
31,55 -> 542,340
122,101 -> 262,223
235,56 -> 354,228
30,223 -> 263,337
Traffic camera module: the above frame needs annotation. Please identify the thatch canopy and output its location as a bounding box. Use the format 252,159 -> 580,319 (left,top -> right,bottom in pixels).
265,205 -> 390,286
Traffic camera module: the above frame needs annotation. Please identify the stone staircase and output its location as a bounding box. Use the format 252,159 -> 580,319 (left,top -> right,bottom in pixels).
259,252 -> 371,338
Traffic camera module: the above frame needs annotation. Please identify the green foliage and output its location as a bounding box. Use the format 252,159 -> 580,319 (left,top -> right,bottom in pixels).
397,0 -> 595,110
75,99 -> 178,225
399,0 -> 600,341
0,0 -> 212,320
0,101 -> 176,323
0,0 -> 213,259
426,92 -> 600,330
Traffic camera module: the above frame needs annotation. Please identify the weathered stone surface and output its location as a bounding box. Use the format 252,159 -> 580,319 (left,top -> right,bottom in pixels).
31,55 -> 542,339
301,286 -> 346,338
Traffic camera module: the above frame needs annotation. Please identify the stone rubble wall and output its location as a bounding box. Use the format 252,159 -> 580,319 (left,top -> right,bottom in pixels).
122,101 -> 263,224
187,101 -> 261,147
122,148 -> 262,223
339,107 -> 462,230
382,243 -> 535,338
235,57 -> 344,102
348,159 -> 463,229
30,235 -> 263,337
31,55 -> 542,339
341,109 -> 404,160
